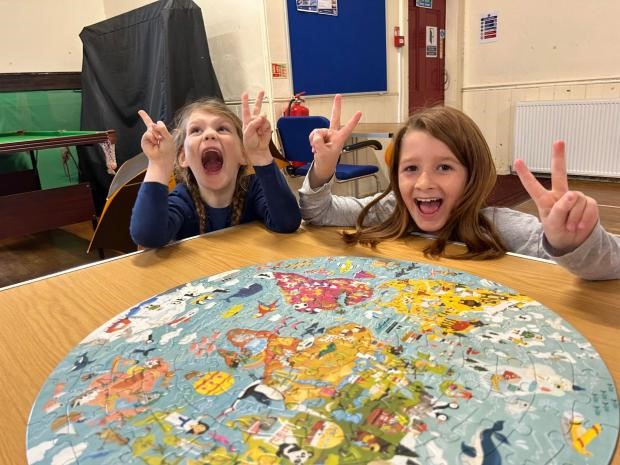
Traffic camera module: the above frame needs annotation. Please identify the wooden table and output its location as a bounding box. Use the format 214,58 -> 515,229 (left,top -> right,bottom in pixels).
0,224 -> 618,465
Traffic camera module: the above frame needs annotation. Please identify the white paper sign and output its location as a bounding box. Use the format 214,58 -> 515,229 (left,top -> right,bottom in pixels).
426,26 -> 438,58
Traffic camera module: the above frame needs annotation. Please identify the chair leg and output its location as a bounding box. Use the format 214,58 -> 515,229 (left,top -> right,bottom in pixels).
91,216 -> 104,259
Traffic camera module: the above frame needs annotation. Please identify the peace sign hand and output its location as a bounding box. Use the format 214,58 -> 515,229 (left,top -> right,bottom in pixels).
241,90 -> 273,166
514,140 -> 599,254
138,110 -> 177,183
308,94 -> 362,188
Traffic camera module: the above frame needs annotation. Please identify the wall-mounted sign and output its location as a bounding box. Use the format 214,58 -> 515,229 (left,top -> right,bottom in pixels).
426,26 -> 438,58
297,0 -> 338,16
480,11 -> 498,43
271,63 -> 288,79
416,0 -> 432,8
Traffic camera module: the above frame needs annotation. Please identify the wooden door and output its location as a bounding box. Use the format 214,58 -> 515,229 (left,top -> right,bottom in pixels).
408,0 -> 446,113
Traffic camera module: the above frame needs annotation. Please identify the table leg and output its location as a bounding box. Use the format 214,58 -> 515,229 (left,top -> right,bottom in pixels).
28,150 -> 41,190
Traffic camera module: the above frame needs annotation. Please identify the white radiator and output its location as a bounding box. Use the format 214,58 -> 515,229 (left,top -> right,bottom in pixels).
513,99 -> 620,178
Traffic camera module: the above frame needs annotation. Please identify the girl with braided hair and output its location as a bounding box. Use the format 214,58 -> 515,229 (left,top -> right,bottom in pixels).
130,90 -> 301,248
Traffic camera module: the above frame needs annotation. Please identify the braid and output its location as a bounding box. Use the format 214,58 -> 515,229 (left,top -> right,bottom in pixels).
183,168 -> 208,234
230,167 -> 251,225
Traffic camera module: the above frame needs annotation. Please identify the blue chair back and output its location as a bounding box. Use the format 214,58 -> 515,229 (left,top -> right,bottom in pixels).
276,116 -> 330,164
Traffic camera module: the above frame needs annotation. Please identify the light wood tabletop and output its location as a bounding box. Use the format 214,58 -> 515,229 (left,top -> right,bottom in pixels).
0,223 -> 618,465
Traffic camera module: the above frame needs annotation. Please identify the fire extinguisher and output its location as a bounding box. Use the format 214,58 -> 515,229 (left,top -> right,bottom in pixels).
284,92 -> 309,116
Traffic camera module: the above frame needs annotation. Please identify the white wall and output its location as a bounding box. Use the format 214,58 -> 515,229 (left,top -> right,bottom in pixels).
463,0 -> 620,86
102,0 -> 151,19
461,0 -> 620,173
194,0 -> 269,102
0,0 -> 106,72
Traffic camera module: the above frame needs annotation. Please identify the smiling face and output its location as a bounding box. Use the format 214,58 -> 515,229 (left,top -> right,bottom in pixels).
178,109 -> 245,207
397,130 -> 468,233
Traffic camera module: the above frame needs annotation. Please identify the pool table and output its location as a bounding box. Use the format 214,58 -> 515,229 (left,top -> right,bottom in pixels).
0,130 -> 116,242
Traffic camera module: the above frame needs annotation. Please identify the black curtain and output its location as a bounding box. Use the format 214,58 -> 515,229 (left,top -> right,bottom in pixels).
78,0 -> 222,213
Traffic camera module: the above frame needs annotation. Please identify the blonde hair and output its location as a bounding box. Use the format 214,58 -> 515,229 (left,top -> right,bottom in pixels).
172,97 -> 249,234
343,105 -> 507,259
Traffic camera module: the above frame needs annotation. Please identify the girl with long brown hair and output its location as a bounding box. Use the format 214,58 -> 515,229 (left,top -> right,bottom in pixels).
130,91 -> 300,248
299,95 -> 619,280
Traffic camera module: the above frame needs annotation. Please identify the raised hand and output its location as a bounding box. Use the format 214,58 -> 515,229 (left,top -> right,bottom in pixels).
138,110 -> 176,183
514,140 -> 599,254
241,90 -> 273,166
308,94 -> 362,188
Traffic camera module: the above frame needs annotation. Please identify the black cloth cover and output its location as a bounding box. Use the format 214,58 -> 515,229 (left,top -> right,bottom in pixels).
78,0 -> 222,213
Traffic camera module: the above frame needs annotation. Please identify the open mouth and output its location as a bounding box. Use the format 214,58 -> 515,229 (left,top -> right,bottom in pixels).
415,198 -> 442,215
202,149 -> 223,173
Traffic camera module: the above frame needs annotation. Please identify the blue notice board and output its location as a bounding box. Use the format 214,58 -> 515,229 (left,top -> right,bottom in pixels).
286,0 -> 387,96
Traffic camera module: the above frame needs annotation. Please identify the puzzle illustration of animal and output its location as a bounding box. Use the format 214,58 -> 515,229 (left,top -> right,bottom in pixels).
26,256 -> 619,464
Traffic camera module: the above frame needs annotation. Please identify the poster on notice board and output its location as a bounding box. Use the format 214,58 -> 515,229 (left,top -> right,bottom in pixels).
297,0 -> 338,16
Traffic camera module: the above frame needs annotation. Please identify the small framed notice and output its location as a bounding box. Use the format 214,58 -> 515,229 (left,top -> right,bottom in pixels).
416,0 -> 432,8
480,11 -> 498,43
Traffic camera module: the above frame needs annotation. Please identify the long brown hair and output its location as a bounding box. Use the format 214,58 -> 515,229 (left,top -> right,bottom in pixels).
172,97 -> 250,234
343,105 -> 507,259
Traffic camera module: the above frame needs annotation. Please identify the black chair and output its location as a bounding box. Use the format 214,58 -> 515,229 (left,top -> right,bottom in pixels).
276,116 -> 382,195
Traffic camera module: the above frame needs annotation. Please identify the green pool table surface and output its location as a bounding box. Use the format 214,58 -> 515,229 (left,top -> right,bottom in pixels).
0,130 -> 116,154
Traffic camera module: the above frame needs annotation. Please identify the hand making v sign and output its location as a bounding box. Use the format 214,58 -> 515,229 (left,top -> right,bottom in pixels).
308,94 -> 362,189
138,109 -> 176,184
241,90 -> 273,166
514,140 -> 599,254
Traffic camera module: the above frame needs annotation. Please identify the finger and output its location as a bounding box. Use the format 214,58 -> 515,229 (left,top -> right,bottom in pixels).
578,197 -> 599,232
253,90 -> 265,116
337,111 -> 362,142
241,92 -> 251,125
244,117 -> 260,135
550,140 -> 569,194
244,116 -> 269,137
138,110 -> 154,127
144,130 -> 163,148
142,131 -> 159,147
255,115 -> 271,136
329,94 -> 342,130
309,128 -> 328,146
311,131 -> 327,153
545,191 -> 577,232
514,158 -> 549,205
564,191 -> 587,232
154,121 -> 171,139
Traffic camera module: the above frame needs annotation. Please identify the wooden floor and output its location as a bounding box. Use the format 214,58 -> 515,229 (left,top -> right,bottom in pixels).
0,222 -> 122,288
1,178 -> 618,289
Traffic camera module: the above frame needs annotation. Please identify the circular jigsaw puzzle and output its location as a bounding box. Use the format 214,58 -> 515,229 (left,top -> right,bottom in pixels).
27,256 -> 619,464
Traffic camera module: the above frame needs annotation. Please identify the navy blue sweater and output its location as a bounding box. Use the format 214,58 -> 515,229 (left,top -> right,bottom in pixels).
130,162 -> 301,248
